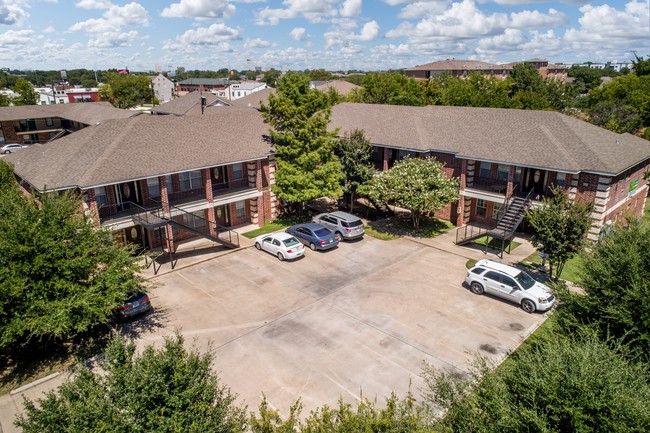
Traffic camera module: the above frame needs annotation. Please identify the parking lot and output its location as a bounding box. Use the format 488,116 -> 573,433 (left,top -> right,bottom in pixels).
121,234 -> 548,416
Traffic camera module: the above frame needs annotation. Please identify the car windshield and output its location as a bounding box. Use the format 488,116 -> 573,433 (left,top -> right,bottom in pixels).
342,219 -> 363,228
314,228 -> 331,237
515,271 -> 536,290
282,237 -> 300,247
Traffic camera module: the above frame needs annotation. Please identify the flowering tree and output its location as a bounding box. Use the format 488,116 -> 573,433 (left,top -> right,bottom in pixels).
367,157 -> 459,228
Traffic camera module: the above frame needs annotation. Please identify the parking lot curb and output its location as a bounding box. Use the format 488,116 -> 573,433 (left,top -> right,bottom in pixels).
10,372 -> 62,395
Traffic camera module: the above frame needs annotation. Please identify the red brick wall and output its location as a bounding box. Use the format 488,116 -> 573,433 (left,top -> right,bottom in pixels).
573,172 -> 600,203
605,160 -> 649,215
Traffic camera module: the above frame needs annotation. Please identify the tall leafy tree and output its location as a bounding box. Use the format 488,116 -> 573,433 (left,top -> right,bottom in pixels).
335,129 -> 375,211
632,53 -> 650,76
260,72 -> 343,207
99,72 -> 152,108
367,157 -> 459,229
526,187 -> 594,280
556,219 -> 650,361
423,330 -> 650,433
348,72 -> 425,106
11,78 -> 39,106
16,333 -> 247,432
0,161 -> 145,348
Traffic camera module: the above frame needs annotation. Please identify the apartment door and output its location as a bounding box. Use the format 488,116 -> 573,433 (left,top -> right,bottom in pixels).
523,168 -> 547,196
211,166 -> 228,190
214,204 -> 229,227
114,181 -> 143,211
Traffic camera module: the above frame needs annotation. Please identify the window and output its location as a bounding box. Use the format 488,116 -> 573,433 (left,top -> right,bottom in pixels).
232,163 -> 244,180
398,150 -> 417,160
184,211 -> 206,231
484,271 -> 501,282
514,167 -> 522,184
496,164 -> 509,182
94,186 -> 108,209
178,170 -> 202,191
45,117 -> 53,127
476,199 -> 487,217
235,201 -> 246,218
0,129 -> 4,145
492,202 -> 502,220
479,161 -> 492,179
147,176 -> 173,197
555,172 -> 566,187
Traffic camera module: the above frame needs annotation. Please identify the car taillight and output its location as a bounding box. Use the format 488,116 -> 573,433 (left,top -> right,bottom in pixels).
287,249 -> 293,253
320,240 -> 326,245
117,305 -> 131,311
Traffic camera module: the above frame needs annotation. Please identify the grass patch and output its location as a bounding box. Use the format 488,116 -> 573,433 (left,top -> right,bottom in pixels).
242,214 -> 307,239
520,251 -> 583,285
0,324 -> 110,395
411,217 -> 455,237
643,196 -> 650,226
466,259 -> 478,269
471,236 -> 521,252
365,225 -> 399,240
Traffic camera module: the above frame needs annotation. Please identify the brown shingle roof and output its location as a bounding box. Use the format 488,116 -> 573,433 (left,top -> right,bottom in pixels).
0,102 -> 137,124
228,88 -> 275,110
151,92 -> 224,116
314,80 -> 361,95
330,103 -> 650,175
6,107 -> 271,191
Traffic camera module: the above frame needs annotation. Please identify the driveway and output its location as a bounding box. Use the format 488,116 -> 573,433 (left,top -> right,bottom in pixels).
124,235 -> 548,416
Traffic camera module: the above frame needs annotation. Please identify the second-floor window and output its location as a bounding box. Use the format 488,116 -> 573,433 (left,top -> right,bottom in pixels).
232,163 -> 244,180
94,186 -> 108,209
479,161 -> 491,179
496,164 -> 509,182
178,170 -> 202,191
147,175 -> 173,197
555,172 -> 566,187
45,117 -> 54,127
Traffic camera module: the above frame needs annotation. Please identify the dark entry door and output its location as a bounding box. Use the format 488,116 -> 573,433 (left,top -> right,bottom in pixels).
211,166 -> 228,190
215,205 -> 229,227
115,181 -> 143,211
523,168 -> 546,196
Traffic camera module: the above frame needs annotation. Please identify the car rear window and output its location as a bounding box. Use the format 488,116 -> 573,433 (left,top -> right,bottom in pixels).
342,219 -> 363,228
283,237 -> 300,247
470,267 -> 485,275
314,228 -> 331,237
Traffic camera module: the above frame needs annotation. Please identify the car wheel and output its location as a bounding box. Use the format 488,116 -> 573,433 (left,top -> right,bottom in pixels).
277,252 -> 285,261
309,242 -> 317,251
335,231 -> 343,241
470,282 -> 484,295
4,150 -> 10,154
521,299 -> 536,313
255,242 -> 262,250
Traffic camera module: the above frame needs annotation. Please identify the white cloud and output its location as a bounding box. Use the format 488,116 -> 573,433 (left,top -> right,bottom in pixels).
88,30 -> 139,48
290,27 -> 306,41
476,28 -> 526,52
352,21 -> 380,41
0,1 -> 29,25
70,2 -> 149,33
176,23 -> 241,46
75,0 -> 112,9
397,1 -> 452,19
340,0 -> 362,17
255,7 -> 297,25
0,29 -> 33,45
43,25 -> 56,33
244,37 -> 271,48
509,9 -> 568,28
161,0 -> 236,19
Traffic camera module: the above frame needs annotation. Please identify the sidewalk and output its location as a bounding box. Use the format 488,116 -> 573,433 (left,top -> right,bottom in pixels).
403,227 -> 537,266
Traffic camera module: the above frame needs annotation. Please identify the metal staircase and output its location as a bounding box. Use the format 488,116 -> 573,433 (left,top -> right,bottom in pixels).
128,201 -> 240,273
456,188 -> 534,257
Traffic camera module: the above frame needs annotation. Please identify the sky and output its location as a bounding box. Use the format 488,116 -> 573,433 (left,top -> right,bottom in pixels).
0,0 -> 648,73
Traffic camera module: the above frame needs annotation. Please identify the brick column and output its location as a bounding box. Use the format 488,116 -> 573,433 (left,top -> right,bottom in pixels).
203,168 -> 217,237
159,175 -> 175,253
254,160 -> 265,226
85,188 -> 101,227
506,165 -> 516,198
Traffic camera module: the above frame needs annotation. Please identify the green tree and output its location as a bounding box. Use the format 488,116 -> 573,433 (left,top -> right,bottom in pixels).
632,53 -> 650,76
423,329 -> 650,433
509,63 -> 545,94
349,72 -> 425,106
260,72 -> 343,208
15,333 -> 247,432
261,69 -> 282,87
440,74 -> 514,108
99,72 -> 152,108
335,129 -> 376,211
526,187 -> 594,280
251,392 -> 432,433
568,65 -> 607,92
556,219 -> 650,361
11,77 -> 39,106
0,92 -> 9,106
367,157 -> 459,229
0,161 -> 145,348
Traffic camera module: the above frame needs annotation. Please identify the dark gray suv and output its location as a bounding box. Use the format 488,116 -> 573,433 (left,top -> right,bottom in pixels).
312,211 -> 364,240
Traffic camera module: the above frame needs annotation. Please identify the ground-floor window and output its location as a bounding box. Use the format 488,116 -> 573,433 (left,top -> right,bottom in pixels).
183,210 -> 207,231
476,199 -> 487,217
492,202 -> 502,219
235,200 -> 246,218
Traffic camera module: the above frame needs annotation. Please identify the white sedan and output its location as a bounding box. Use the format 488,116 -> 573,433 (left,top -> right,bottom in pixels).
254,232 -> 305,261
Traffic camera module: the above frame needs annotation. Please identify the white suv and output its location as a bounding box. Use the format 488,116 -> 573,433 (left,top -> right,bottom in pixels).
464,259 -> 555,313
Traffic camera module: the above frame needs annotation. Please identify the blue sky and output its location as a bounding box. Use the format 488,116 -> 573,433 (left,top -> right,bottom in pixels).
0,0 -> 648,72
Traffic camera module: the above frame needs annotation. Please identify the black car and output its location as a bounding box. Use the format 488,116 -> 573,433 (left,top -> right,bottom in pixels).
114,292 -> 152,319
